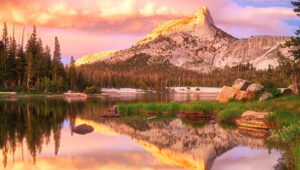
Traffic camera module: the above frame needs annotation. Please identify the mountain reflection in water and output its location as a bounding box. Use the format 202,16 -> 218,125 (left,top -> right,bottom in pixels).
0,96 -> 281,170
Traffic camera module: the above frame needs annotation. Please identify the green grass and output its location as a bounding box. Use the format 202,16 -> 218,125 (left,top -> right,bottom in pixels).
117,102 -> 225,116
117,95 -> 300,123
0,93 -> 15,97
266,110 -> 300,129
217,107 -> 246,123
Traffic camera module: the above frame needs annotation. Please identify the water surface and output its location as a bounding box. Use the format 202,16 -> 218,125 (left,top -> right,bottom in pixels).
0,94 -> 283,170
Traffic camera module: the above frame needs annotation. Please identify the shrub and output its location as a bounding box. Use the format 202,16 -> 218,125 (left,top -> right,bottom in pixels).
83,86 -> 98,94
268,122 -> 300,143
266,87 -> 282,98
283,88 -> 293,95
16,85 -> 23,93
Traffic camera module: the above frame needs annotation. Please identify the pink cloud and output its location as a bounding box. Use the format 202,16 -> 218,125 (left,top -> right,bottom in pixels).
0,0 -> 298,62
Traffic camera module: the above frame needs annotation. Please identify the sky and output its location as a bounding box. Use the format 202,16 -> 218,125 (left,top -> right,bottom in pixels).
0,0 -> 299,64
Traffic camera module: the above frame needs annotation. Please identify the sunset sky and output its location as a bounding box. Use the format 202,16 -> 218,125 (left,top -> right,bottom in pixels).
0,0 -> 299,64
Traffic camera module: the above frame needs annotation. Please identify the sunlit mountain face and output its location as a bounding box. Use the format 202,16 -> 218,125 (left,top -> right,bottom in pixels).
0,0 -> 297,64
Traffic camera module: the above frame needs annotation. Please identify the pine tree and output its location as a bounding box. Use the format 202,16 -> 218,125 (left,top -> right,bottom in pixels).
68,56 -> 76,90
279,1 -> 300,94
52,37 -> 61,82
25,52 -> 33,92
1,22 -> 9,88
43,45 -> 52,79
25,26 -> 38,91
16,45 -> 26,86
33,38 -> 44,89
0,40 -> 4,86
7,32 -> 17,87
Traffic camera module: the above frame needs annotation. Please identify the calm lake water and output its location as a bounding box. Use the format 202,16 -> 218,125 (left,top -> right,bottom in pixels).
0,93 -> 283,170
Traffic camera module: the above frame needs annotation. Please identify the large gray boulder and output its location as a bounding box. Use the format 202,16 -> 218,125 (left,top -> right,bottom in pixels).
246,84 -> 264,93
232,79 -> 251,91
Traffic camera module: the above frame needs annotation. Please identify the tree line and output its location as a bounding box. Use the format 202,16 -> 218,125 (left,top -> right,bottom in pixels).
77,53 -> 291,91
0,23 -> 77,93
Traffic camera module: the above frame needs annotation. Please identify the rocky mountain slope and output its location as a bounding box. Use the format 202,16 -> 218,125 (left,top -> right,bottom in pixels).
75,6 -> 289,72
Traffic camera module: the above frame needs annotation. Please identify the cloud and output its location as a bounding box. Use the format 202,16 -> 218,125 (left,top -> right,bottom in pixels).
0,0 -> 297,63
0,0 -> 297,36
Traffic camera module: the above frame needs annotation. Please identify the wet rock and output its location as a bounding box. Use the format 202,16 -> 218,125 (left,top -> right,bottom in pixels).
72,124 -> 94,135
232,79 -> 251,91
217,86 -> 238,103
259,91 -> 273,101
236,111 -> 270,130
246,84 -> 264,94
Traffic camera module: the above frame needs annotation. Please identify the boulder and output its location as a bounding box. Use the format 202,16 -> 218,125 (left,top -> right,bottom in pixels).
235,90 -> 248,101
72,124 -> 94,135
246,84 -> 264,94
259,91 -> 273,101
236,111 -> 270,130
232,79 -> 251,91
216,86 -> 238,103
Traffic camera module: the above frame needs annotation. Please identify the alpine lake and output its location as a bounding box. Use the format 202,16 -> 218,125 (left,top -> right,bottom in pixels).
0,93 -> 286,170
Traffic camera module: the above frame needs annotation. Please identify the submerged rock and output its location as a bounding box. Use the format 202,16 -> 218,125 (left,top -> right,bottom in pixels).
72,124 -> 94,135
232,79 -> 251,91
236,111 -> 270,130
217,86 -> 237,103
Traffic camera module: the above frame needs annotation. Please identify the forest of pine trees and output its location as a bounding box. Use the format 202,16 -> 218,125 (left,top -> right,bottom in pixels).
0,23 -> 77,93
77,53 -> 291,91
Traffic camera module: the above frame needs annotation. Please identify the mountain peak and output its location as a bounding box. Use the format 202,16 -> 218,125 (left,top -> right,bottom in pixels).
192,6 -> 214,26
136,6 -> 216,45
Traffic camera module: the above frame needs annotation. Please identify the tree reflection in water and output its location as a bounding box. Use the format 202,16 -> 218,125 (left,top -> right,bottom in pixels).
0,98 -> 83,167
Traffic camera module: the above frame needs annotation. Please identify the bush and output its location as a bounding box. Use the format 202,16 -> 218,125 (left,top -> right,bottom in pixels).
283,88 -> 293,95
0,87 -> 11,92
268,122 -> 300,143
16,85 -> 23,93
266,87 -> 282,98
83,86 -> 98,94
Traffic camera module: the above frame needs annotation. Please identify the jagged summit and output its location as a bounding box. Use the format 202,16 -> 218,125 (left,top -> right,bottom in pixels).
136,6 -> 216,45
193,6 -> 215,26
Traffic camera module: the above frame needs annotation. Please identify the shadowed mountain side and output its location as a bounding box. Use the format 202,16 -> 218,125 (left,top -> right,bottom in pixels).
76,118 -> 268,170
